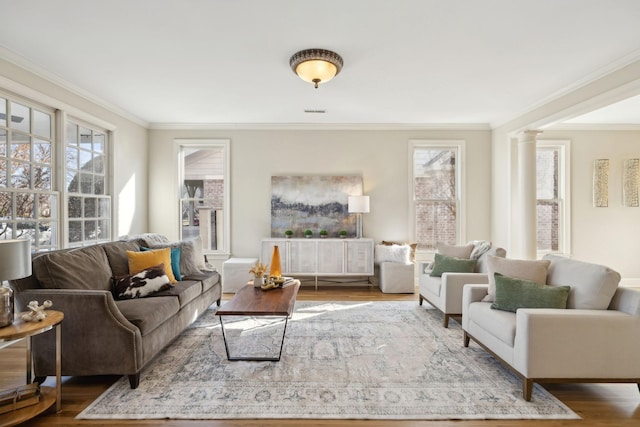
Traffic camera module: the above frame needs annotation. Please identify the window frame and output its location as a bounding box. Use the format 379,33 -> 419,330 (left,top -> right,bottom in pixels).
175,138 -> 230,258
536,139 -> 571,256
409,139 -> 466,249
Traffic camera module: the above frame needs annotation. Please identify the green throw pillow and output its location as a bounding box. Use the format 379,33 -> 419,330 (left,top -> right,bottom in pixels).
429,253 -> 477,277
491,273 -> 570,313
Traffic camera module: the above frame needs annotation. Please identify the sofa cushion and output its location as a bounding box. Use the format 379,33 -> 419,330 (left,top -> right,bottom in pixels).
475,247 -> 507,274
429,253 -> 476,277
102,240 -> 142,277
148,240 -> 203,278
33,245 -> 113,291
115,296 -> 180,336
483,256 -> 551,302
374,244 -> 411,265
491,273 -> 570,313
152,280 -> 202,308
544,254 -> 621,309
468,301 -> 517,346
142,246 -> 182,281
437,243 -> 474,259
112,264 -> 173,300
183,270 -> 220,293
127,248 -> 177,283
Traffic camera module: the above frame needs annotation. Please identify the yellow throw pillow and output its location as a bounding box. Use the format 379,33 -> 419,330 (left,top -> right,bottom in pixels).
127,248 -> 177,283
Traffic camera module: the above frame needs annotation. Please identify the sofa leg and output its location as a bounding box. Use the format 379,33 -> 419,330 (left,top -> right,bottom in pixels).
419,295 -> 423,306
128,373 -> 140,389
463,331 -> 470,347
216,298 -> 221,306
443,314 -> 450,328
523,379 -> 533,401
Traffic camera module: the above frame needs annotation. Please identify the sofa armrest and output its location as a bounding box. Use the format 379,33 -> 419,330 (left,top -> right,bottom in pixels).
16,289 -> 143,376
461,284 -> 489,330
440,273 -> 489,313
514,308 -> 640,378
608,287 -> 640,315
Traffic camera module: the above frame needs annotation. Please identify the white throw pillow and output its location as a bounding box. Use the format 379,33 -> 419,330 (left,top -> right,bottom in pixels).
483,256 -> 551,302
375,244 -> 411,265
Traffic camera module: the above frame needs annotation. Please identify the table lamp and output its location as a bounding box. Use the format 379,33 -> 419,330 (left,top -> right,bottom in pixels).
348,195 -> 370,239
0,238 -> 32,327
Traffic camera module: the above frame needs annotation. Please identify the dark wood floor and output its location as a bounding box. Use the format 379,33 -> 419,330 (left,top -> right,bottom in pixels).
2,284 -> 639,426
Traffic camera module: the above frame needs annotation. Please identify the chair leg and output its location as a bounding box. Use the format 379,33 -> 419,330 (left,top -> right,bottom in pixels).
523,378 -> 533,401
443,314 -> 450,328
463,331 -> 470,347
128,373 -> 140,389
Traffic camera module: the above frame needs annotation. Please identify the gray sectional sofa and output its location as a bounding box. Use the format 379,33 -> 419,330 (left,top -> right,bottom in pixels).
10,235 -> 221,389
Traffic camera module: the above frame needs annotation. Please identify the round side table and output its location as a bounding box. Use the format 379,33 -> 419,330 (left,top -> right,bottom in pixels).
0,310 -> 64,427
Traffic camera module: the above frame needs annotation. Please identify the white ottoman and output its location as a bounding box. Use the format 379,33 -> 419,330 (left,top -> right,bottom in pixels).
379,262 -> 415,293
222,258 -> 258,293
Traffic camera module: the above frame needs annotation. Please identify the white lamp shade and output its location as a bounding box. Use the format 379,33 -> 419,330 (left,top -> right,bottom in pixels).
0,239 -> 32,281
348,195 -> 370,213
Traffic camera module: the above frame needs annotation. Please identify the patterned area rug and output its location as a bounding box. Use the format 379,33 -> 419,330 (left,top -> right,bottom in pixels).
77,301 -> 578,420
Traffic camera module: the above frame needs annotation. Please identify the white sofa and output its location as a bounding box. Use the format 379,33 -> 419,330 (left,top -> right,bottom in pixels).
462,254 -> 640,401
418,244 -> 506,327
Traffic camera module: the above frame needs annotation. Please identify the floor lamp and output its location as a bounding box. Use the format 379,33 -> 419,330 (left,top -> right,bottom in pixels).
348,195 -> 370,239
0,239 -> 32,327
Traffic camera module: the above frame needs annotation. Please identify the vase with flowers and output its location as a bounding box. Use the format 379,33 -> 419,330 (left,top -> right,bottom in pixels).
249,261 -> 269,287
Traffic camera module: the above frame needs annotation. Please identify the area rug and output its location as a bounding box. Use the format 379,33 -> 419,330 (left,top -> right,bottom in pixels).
77,301 -> 579,420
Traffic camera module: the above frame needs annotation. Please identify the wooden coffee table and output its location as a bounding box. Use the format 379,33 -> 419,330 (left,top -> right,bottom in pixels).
216,280 -> 300,361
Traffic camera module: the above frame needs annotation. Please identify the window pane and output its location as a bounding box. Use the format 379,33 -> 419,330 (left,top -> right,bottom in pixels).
66,146 -> 78,170
79,127 -> 92,150
10,132 -> 30,160
69,220 -> 82,243
80,172 -> 93,194
15,193 -> 34,219
414,149 -> 456,200
38,193 -> 54,219
84,220 -> 96,240
537,201 -> 559,251
0,191 -> 11,218
97,219 -> 109,239
10,102 -> 30,133
79,149 -> 92,171
0,130 -> 6,157
94,133 -> 105,153
94,175 -> 105,195
10,161 -> 30,188
98,198 -> 109,217
34,139 -> 51,164
536,149 -> 558,199
38,221 -> 54,246
84,197 -> 96,217
33,110 -> 51,138
66,122 -> 78,146
0,159 -> 6,187
93,153 -> 104,174
33,165 -> 51,190
0,98 -> 6,127
66,170 -> 78,192
68,196 -> 81,218
415,200 -> 456,249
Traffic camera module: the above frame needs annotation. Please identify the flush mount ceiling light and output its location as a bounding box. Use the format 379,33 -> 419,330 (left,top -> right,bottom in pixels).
290,49 -> 343,89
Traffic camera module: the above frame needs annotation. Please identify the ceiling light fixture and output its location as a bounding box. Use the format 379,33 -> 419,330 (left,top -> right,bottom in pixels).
290,49 -> 343,89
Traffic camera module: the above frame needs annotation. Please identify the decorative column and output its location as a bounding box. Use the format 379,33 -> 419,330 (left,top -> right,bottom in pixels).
518,130 -> 541,259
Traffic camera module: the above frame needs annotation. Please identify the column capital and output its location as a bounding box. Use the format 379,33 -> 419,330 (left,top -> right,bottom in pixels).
518,130 -> 543,144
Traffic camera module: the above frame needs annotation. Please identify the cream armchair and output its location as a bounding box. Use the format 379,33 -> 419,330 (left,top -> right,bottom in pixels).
462,255 -> 640,401
419,244 -> 506,327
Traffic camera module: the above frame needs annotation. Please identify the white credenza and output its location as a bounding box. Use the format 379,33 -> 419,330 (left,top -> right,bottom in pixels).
261,238 -> 374,288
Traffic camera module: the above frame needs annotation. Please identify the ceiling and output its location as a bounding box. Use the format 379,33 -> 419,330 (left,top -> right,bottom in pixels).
0,0 -> 639,128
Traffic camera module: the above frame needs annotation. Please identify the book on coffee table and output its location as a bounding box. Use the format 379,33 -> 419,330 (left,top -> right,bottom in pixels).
0,383 -> 41,414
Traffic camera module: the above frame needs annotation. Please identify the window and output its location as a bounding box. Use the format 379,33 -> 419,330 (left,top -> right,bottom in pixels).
536,140 -> 570,254
0,97 -> 58,251
410,140 -> 465,249
65,120 -> 111,247
176,139 -> 230,255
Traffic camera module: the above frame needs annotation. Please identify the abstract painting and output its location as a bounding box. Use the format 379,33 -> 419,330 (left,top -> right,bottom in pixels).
271,175 -> 363,238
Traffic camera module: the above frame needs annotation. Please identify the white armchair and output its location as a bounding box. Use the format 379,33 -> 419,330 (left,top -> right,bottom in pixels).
419,244 -> 506,327
462,255 -> 640,401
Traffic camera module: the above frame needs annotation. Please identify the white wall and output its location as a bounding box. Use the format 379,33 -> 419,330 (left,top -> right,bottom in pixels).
148,128 -> 492,259
543,129 -> 640,279
0,58 -> 149,237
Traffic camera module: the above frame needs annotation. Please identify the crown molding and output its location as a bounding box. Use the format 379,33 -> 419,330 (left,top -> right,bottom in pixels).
0,46 -> 149,128
148,122 -> 492,131
546,123 -> 640,131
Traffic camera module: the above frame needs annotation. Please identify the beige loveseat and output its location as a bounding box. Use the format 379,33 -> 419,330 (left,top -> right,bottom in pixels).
419,243 -> 506,327
10,235 -> 221,389
462,254 -> 640,400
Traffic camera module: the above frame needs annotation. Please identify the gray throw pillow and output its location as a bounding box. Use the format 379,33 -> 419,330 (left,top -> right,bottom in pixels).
483,256 -> 551,302
429,253 -> 477,277
436,243 -> 474,259
491,273 -> 570,313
